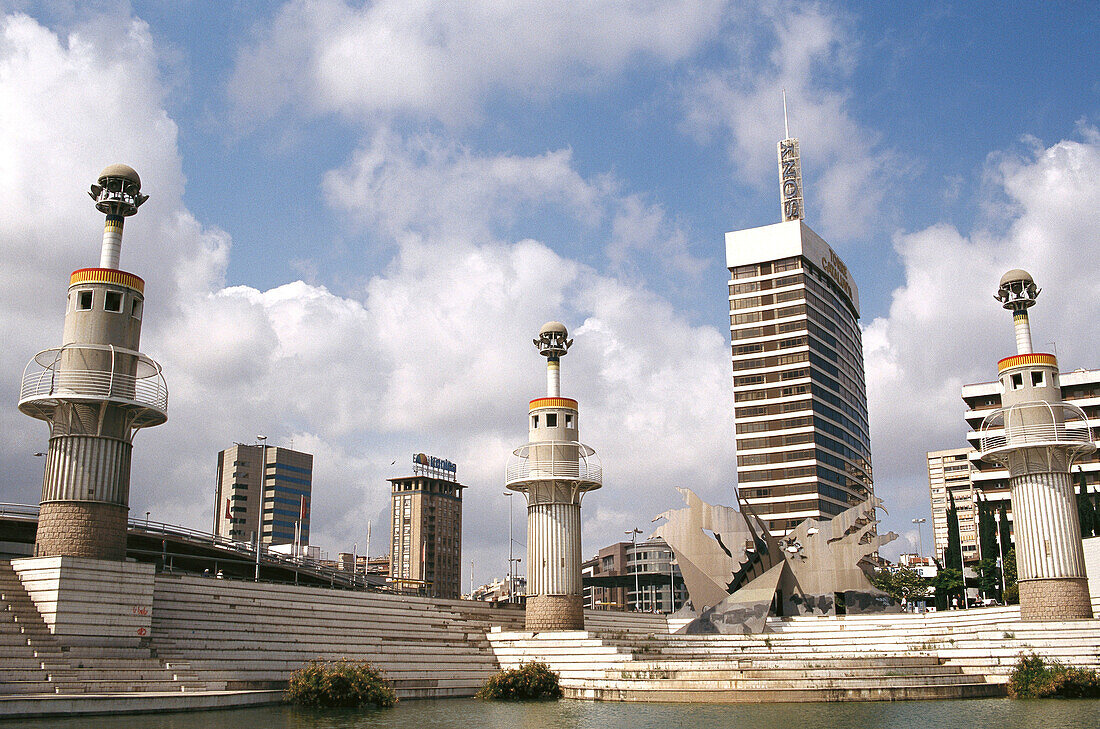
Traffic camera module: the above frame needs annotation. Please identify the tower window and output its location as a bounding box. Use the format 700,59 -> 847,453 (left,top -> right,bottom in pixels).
1011,373 -> 1024,390
565,414 -> 574,428
532,415 -> 539,428
546,414 -> 558,427
131,298 -> 143,319
104,291 -> 123,312
77,290 -> 93,311
1031,371 -> 1044,387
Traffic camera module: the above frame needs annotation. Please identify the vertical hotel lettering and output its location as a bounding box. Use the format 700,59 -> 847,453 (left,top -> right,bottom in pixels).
777,139 -> 804,222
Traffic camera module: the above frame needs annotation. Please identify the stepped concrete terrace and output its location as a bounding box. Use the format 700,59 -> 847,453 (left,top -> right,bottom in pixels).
5,557 -> 1100,715
0,560 -> 273,719
489,601 -> 1100,702
149,572 -> 529,700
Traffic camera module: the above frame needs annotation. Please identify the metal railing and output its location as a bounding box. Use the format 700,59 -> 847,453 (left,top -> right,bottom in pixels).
979,401 -> 1095,455
19,344 -> 168,416
505,441 -> 603,487
0,502 -> 394,592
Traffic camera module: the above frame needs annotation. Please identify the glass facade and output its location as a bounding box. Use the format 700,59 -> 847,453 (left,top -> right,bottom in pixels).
728,245 -> 873,535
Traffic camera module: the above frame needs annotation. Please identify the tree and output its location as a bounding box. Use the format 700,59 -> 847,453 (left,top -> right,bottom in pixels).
871,566 -> 930,603
1003,547 -> 1019,604
1075,470 -> 1096,539
935,567 -> 963,609
976,496 -> 1002,599
942,493 -> 965,605
1077,492 -> 1095,539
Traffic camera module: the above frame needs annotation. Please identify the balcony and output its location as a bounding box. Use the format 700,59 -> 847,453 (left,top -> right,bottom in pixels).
505,441 -> 602,490
979,401 -> 1094,464
18,344 -> 168,428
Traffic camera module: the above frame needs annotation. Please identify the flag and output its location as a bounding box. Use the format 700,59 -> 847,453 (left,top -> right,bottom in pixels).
225,498 -> 232,520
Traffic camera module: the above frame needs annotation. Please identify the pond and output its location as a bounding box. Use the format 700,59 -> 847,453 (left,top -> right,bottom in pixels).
13,697 -> 1100,729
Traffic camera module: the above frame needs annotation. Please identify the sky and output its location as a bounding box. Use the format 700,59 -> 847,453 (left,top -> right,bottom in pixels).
0,1 -> 1098,589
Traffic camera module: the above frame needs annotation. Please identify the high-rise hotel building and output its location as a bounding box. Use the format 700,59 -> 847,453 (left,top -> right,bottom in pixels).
389,454 -> 465,599
726,138 -> 873,534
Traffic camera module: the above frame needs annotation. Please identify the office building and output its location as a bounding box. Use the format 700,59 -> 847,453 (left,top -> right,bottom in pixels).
583,538 -> 685,613
389,454 -> 464,599
926,448 -> 979,562
214,443 -> 313,548
726,219 -> 874,534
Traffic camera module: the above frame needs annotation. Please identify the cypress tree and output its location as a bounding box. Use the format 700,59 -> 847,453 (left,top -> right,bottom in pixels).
943,493 -> 964,606
1075,470 -> 1096,539
977,496 -> 998,561
998,504 -> 1012,558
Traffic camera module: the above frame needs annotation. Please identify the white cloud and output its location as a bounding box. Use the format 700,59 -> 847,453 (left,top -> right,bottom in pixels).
0,11 -> 228,505
865,129 -> 1100,540
682,4 -> 898,241
323,131 -> 604,240
0,10 -> 738,591
228,0 -> 728,126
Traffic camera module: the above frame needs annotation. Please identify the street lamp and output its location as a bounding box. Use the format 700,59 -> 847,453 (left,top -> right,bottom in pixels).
503,492 -> 514,603
912,518 -> 926,558
626,528 -> 642,612
255,435 -> 267,581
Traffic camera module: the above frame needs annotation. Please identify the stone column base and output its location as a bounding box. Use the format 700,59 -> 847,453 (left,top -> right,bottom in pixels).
1019,578 -> 1093,621
36,502 -> 128,560
526,594 -> 584,631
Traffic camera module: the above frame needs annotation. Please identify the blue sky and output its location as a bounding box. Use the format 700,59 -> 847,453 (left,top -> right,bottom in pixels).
1,1 -> 1098,585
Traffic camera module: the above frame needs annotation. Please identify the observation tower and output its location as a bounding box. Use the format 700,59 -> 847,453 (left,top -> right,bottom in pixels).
505,322 -> 602,630
18,165 -> 168,560
979,270 -> 1093,620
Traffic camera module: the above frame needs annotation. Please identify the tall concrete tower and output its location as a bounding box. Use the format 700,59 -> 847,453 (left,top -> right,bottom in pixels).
18,164 -> 168,560
506,322 -> 602,631
978,269 -> 1093,620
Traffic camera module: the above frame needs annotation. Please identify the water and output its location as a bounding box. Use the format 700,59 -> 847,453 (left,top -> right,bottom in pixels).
12,698 -> 1100,729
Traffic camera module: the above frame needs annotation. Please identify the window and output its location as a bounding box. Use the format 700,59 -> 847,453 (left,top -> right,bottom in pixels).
546,414 -> 558,427
77,290 -> 93,311
131,298 -> 143,319
531,415 -> 539,428
1031,371 -> 1044,387
104,291 -> 123,312
565,414 -> 574,428
1011,373 -> 1024,390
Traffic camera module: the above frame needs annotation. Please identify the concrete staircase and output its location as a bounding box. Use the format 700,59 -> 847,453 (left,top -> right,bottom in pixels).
488,608 -> 1100,702
150,573 -> 529,699
0,560 -> 213,696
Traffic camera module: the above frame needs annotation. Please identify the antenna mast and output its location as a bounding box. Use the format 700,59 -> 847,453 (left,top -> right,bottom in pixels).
782,89 -> 790,139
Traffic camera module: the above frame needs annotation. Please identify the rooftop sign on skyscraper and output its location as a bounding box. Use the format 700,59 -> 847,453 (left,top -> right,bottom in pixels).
777,138 -> 804,222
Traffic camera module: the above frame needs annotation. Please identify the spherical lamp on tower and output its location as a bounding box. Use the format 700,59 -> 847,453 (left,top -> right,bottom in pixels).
505,322 -> 602,631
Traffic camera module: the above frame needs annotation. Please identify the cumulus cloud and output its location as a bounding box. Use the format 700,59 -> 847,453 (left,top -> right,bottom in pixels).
0,9 -> 737,590
865,129 -> 1100,531
0,11 -> 228,504
228,0 -> 728,126
682,3 -> 899,240
323,131 -> 604,240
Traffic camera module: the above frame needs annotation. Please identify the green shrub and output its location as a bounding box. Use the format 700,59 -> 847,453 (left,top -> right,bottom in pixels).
476,661 -> 562,701
1007,654 -> 1100,699
284,658 -> 398,708
1003,583 -> 1019,605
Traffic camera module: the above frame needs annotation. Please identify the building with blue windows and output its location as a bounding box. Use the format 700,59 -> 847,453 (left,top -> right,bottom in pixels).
214,443 -> 313,549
